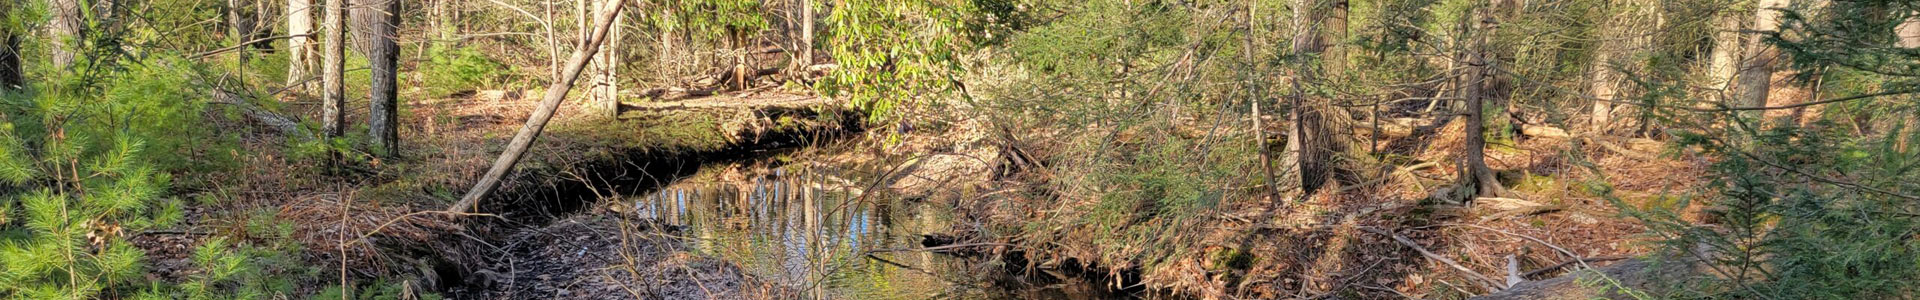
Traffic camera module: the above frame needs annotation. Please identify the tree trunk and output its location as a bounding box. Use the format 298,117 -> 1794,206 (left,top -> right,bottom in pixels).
592,9 -> 622,117
1898,17 -> 1920,152
451,0 -> 625,214
48,0 -> 82,69
321,0 -> 346,137
287,0 -> 315,93
800,0 -> 814,67
352,0 -> 401,156
1705,5 -> 1744,109
1286,0 -> 1358,196
1460,0 -> 1510,199
1732,0 -> 1790,121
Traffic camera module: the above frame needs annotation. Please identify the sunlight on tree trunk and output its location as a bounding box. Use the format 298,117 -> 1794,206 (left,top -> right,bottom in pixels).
321,0 -> 346,137
1706,5 -> 1744,109
287,0 -> 314,94
1733,0 -> 1790,122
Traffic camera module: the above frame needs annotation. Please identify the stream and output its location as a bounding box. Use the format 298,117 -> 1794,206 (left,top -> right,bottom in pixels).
618,159 -> 1136,299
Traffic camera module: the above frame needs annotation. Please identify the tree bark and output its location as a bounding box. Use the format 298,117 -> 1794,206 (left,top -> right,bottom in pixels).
451,0 -> 625,214
352,0 -> 401,157
1732,0 -> 1790,121
1286,0 -> 1357,196
1898,17 -> 1920,152
287,0 -> 315,93
1705,4 -> 1745,109
48,0 -> 82,69
800,0 -> 814,67
321,0 -> 346,137
591,8 -> 622,117
1460,0 -> 1510,199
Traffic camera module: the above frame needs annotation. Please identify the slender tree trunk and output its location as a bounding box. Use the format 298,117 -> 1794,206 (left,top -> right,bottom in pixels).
1460,0 -> 1510,199
800,0 -> 814,67
1587,46 -> 1618,132
352,0 -> 401,156
1733,0 -> 1790,121
1898,17 -> 1920,152
592,9 -> 622,117
452,0 -> 625,213
321,0 -> 346,137
287,0 -> 315,93
1706,4 -> 1745,109
48,0 -> 82,69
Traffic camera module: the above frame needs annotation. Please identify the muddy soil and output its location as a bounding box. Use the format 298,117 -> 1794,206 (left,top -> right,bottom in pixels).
452,214 -> 794,299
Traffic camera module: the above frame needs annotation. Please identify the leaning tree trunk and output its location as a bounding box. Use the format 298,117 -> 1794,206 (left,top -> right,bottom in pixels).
320,0 -> 346,137
1732,0 -> 1790,122
352,0 -> 401,157
287,0 -> 315,93
1285,0 -> 1359,196
451,0 -> 626,214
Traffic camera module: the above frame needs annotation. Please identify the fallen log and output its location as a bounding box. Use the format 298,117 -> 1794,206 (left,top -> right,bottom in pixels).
209,89 -> 312,140
1472,246 -> 1717,300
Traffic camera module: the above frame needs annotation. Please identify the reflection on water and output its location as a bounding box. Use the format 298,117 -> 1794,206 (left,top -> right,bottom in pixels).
626,165 -> 1132,300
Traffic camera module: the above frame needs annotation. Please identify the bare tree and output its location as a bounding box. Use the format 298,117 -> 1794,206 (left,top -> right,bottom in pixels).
452,0 -> 626,213
321,0 -> 346,137
287,0 -> 316,93
352,0 -> 401,157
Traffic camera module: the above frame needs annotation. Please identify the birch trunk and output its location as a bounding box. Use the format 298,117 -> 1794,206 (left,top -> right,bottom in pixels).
287,0 -> 315,93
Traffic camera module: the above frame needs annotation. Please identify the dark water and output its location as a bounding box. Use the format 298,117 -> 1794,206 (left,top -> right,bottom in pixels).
624,164 -> 1134,300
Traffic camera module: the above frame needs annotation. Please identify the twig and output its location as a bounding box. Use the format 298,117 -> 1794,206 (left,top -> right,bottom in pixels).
1360,226 -> 1506,291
